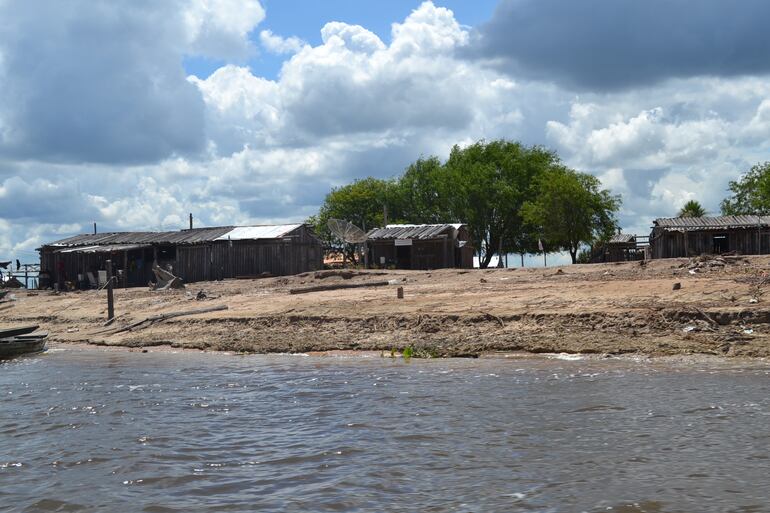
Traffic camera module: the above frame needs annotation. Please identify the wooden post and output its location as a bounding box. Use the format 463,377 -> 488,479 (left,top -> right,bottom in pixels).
106,259 -> 115,321
123,251 -> 128,288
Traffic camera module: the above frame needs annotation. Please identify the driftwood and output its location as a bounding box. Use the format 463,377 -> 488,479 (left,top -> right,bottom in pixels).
289,281 -> 391,295
113,304 -> 228,333
0,303 -> 14,312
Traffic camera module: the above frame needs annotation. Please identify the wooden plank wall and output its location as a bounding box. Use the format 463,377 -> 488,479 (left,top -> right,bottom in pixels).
651,228 -> 770,259
369,238 -> 459,270
40,226 -> 324,287
175,227 -> 323,283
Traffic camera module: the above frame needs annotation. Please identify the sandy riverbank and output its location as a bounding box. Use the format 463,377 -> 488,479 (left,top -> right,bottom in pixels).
3,255 -> 770,358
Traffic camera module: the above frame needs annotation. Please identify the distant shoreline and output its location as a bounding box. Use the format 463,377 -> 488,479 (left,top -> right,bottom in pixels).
5,256 -> 770,358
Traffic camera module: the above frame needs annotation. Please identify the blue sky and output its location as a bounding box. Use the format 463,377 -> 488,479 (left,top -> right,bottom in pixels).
3,0 -> 770,266
184,0 -> 499,80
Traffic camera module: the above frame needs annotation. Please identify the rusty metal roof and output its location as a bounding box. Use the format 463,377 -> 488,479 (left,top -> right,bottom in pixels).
653,215 -> 770,230
54,244 -> 152,254
367,224 -> 465,240
607,233 -> 636,244
44,225 -> 305,248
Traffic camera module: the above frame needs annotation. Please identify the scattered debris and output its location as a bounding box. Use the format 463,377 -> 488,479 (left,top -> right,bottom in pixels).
150,265 -> 185,290
681,255 -> 728,273
113,304 -> 228,333
3,277 -> 23,288
672,282 -> 681,290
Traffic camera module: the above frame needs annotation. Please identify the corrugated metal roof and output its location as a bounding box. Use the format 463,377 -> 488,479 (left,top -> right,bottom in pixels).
607,233 -> 636,244
366,224 -> 465,240
54,244 -> 152,254
654,215 -> 770,230
215,224 -> 301,241
44,224 -> 305,248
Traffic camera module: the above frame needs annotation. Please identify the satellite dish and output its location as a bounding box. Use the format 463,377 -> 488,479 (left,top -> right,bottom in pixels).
327,218 -> 368,244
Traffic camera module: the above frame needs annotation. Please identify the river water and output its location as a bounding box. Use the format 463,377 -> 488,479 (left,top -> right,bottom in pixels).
2,349 -> 770,512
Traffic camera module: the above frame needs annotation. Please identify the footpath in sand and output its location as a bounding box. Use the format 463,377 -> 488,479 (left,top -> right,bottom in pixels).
3,255 -> 770,357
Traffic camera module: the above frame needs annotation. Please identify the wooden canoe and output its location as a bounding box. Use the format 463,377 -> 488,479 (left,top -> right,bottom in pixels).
0,325 -> 39,339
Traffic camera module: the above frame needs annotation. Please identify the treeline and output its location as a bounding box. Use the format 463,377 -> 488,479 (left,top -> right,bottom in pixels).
309,139 -> 621,266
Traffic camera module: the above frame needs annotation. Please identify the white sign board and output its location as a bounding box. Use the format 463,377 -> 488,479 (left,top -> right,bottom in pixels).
395,239 -> 412,246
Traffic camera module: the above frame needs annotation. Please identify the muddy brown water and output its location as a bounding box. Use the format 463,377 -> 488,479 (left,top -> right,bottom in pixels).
2,349 -> 770,512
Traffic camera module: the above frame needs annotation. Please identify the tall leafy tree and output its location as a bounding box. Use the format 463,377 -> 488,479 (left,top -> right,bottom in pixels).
310,177 -> 398,263
678,200 -> 706,217
721,162 -> 770,215
522,167 -> 621,264
443,140 -> 557,267
395,157 -> 452,224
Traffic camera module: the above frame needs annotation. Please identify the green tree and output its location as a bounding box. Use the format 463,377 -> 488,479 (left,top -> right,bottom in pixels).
678,200 -> 706,217
395,156 -> 452,224
310,177 -> 398,264
443,140 -> 558,267
522,167 -> 621,264
721,162 -> 770,215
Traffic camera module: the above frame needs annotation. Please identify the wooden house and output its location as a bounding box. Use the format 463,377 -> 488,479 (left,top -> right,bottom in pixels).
650,215 -> 770,259
366,224 -> 473,270
38,224 -> 322,289
590,233 -> 646,263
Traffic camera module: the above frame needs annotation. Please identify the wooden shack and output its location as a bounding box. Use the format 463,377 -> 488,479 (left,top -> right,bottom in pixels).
591,233 -> 646,263
366,224 -> 473,270
650,215 -> 770,259
38,224 -> 322,289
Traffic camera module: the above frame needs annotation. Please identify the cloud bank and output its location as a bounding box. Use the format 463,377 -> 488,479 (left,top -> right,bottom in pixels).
474,0 -> 770,90
1,0 -> 770,262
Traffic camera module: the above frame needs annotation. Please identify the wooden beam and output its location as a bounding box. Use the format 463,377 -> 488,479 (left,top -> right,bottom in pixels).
289,281 -> 391,295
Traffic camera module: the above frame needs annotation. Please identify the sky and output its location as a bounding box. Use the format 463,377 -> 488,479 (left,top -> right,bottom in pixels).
2,0 -> 770,264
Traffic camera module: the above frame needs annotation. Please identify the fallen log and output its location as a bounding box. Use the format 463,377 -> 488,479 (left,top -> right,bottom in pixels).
289,281 -> 391,295
113,304 -> 228,333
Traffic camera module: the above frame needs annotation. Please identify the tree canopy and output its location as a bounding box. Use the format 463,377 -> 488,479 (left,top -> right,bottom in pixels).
678,200 -> 706,217
443,141 -> 557,267
522,167 -> 620,264
310,139 -> 622,267
309,177 -> 398,263
721,162 -> 770,215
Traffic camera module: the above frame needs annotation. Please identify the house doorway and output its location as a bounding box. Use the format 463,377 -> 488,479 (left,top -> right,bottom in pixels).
712,234 -> 729,254
396,245 -> 412,269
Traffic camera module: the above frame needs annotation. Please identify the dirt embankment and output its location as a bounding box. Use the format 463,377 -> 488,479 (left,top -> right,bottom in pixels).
3,255 -> 770,357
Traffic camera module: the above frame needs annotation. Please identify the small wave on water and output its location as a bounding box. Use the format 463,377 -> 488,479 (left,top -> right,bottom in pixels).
2,349 -> 770,512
